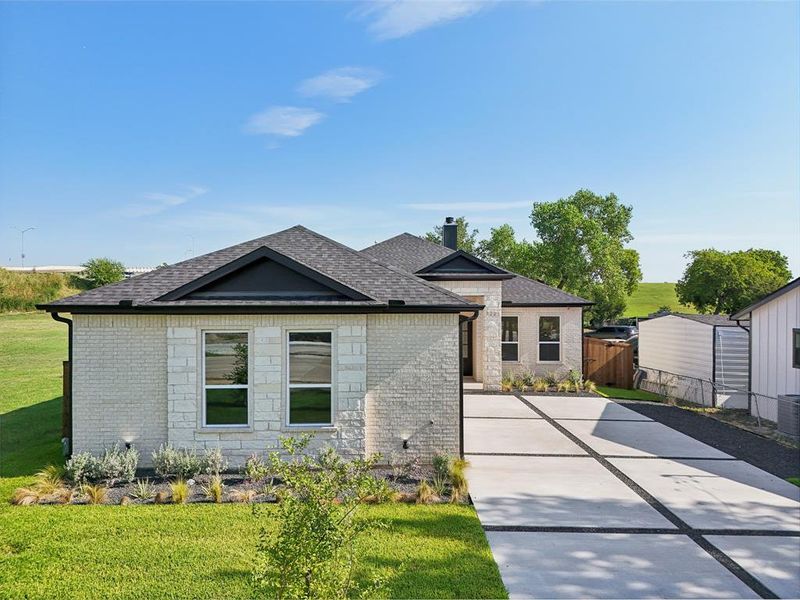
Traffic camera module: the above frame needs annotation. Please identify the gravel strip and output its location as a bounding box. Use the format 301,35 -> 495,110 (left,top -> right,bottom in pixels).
616,401 -> 800,480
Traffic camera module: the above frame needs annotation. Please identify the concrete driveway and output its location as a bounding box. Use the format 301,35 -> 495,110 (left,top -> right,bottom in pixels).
464,394 -> 800,599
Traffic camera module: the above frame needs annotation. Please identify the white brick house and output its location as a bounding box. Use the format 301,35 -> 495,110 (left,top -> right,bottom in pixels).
41,221 -> 588,465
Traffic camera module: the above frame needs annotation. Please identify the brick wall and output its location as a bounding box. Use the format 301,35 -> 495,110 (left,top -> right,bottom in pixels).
365,313 -> 460,461
72,314 -> 168,460
499,306 -> 583,378
71,312 -> 460,466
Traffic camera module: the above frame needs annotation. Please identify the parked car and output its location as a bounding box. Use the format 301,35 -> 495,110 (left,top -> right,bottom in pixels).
584,325 -> 638,340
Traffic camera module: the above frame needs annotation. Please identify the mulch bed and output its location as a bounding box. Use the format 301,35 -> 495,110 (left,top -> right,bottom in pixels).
618,400 -> 800,480
41,464 -> 459,506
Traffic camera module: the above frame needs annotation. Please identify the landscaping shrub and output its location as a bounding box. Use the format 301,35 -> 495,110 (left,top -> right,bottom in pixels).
229,489 -> 257,504
583,380 -> 598,393
253,434 -> 385,599
81,484 -> 108,505
567,369 -> 583,388
416,480 -> 436,504
500,372 -> 514,392
152,444 -> 223,479
532,377 -> 549,392
202,475 -> 225,503
361,476 -> 396,504
64,445 -> 138,485
387,452 -> 419,480
170,480 -> 189,504
243,453 -> 269,482
131,479 -> 156,501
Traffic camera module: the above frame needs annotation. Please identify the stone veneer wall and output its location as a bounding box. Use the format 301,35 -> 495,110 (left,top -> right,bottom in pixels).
499,306 -> 583,378
70,312 -> 460,465
166,314 -> 367,465
365,313 -> 460,461
435,280 -> 503,390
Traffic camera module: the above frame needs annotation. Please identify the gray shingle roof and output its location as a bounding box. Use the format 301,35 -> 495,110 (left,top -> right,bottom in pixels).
40,226 -> 478,311
665,313 -> 741,327
361,233 -> 591,306
361,233 -> 453,273
500,273 -> 592,306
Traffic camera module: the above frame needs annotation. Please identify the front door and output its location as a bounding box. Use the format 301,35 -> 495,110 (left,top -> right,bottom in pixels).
461,320 -> 473,377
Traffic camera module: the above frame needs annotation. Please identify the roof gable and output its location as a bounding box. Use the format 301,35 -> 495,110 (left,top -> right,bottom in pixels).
416,250 -> 509,277
361,233 -> 453,273
157,247 -> 372,302
38,226 -> 479,313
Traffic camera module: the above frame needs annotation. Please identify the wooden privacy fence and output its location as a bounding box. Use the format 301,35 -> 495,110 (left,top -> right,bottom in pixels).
583,337 -> 633,389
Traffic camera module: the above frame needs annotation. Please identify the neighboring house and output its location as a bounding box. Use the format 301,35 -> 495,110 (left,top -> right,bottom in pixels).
638,313 -> 749,409
732,277 -> 800,422
38,220 -> 588,465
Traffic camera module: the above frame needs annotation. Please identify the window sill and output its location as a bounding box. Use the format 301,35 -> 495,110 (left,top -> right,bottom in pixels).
281,425 -> 337,433
196,426 -> 254,434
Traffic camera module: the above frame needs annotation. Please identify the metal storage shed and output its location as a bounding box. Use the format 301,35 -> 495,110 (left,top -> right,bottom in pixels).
638,313 -> 749,409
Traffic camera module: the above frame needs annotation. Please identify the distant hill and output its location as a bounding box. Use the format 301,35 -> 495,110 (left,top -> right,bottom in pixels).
623,282 -> 697,317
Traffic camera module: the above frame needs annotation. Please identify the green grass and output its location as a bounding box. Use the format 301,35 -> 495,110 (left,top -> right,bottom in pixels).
0,269 -> 84,313
596,385 -> 665,402
787,477 -> 800,488
0,313 -> 506,599
624,282 -> 697,317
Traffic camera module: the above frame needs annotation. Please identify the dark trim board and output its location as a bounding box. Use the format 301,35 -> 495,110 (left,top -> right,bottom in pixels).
37,303 -> 483,315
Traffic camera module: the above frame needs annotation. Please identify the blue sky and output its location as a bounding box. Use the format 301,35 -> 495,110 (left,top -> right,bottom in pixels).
1,1 -> 798,281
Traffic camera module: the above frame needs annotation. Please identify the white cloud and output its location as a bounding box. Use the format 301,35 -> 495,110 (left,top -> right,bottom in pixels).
244,106 -> 325,138
405,200 -> 532,211
355,0 -> 490,40
122,185 -> 207,217
297,67 -> 383,102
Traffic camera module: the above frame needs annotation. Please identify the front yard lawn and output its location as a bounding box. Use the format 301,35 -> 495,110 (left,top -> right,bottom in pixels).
0,313 -> 507,599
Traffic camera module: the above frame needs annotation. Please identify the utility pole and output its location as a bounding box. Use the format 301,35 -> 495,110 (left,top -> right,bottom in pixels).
11,226 -> 34,267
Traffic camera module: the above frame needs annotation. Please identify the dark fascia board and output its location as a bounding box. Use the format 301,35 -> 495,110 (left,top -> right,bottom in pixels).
501,301 -> 595,307
415,250 -> 510,275
418,273 -> 514,281
36,302 -> 484,315
156,246 -> 374,302
730,276 -> 800,320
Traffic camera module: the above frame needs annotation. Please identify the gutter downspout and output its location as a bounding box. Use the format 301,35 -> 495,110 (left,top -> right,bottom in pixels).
734,318 -> 752,413
458,309 -> 480,458
50,312 -> 73,456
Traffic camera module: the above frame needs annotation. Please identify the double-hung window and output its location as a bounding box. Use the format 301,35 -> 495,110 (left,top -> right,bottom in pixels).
793,329 -> 800,369
288,331 -> 333,426
501,316 -> 519,361
203,331 -> 249,427
538,316 -> 560,362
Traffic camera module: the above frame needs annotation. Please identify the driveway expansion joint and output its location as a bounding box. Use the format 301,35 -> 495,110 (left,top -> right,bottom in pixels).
512,392 -> 783,600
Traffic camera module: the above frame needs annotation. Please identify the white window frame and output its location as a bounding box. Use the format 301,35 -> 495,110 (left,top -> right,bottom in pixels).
501,316 -> 519,362
286,329 -> 334,427
538,315 -> 561,363
201,330 -> 251,428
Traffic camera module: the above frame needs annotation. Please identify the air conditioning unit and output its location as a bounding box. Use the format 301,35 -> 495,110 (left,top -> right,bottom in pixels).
777,395 -> 800,440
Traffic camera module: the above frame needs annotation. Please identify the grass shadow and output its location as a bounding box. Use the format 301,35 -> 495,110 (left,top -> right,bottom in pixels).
0,396 -> 63,477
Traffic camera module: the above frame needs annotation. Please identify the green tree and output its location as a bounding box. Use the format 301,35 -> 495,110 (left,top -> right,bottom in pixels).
424,216 -> 480,254
676,248 -> 792,314
476,224 -> 535,274
529,189 -> 642,324
82,257 -> 125,288
253,435 -> 386,599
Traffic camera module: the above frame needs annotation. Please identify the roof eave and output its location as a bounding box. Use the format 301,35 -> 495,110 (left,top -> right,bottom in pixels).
418,273 -> 515,281
36,302 -> 483,315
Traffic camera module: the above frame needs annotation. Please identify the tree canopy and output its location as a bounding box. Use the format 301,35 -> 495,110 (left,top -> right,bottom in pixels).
82,257 -> 125,288
475,190 -> 642,324
676,248 -> 792,314
424,216 -> 480,254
